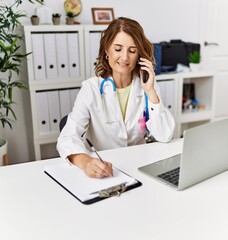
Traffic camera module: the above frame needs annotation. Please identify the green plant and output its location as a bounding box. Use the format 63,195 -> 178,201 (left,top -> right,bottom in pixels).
52,13 -> 61,18
188,51 -> 201,64
66,11 -> 74,18
0,0 -> 42,128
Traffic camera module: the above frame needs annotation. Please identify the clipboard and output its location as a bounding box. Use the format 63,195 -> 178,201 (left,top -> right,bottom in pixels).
44,162 -> 142,205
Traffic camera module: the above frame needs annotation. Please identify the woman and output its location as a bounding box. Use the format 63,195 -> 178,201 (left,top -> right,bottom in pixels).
57,17 -> 175,179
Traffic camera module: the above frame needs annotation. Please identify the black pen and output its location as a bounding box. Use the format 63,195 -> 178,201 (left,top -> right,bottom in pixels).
86,138 -> 104,163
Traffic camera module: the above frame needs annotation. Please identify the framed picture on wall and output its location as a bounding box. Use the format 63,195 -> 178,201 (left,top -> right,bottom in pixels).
91,8 -> 115,24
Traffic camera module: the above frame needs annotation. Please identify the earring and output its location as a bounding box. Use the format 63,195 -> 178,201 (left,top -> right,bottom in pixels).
105,54 -> 109,60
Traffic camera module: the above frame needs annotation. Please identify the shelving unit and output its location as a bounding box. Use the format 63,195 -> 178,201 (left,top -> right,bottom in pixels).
23,24 -> 215,160
176,71 -> 215,137
24,25 -> 85,160
155,71 -> 215,138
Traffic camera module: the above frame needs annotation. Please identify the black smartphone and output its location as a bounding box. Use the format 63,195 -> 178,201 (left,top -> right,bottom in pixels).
137,57 -> 149,83
142,69 -> 149,83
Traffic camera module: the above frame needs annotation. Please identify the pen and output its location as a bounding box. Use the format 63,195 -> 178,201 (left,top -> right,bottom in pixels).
86,138 -> 104,163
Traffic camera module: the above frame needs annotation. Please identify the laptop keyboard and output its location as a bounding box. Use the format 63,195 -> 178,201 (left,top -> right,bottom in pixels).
157,167 -> 180,186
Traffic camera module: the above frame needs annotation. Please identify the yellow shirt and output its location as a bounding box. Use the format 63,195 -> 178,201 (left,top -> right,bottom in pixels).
117,84 -> 131,120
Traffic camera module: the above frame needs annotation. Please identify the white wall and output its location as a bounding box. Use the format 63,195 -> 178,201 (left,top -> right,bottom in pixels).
1,0 -> 202,164
20,0 -> 201,42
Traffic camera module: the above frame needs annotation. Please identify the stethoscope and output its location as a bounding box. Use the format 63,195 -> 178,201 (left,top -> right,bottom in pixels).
100,78 -> 118,123
99,77 -> 153,143
100,77 -> 116,94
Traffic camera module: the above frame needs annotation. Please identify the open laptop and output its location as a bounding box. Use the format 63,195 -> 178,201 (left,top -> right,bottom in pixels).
138,118 -> 228,190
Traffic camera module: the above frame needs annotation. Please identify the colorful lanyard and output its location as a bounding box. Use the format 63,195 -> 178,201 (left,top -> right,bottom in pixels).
144,93 -> 153,143
144,93 -> 149,121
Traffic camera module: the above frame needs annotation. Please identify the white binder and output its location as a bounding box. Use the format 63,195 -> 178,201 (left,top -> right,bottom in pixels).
157,80 -> 166,105
36,91 -> 51,134
31,34 -> 46,80
89,32 -> 101,76
47,91 -> 61,133
69,88 -> 80,108
55,33 -> 69,78
43,33 -> 58,79
67,33 -> 80,78
157,80 -> 174,113
165,80 -> 175,113
59,89 -> 71,118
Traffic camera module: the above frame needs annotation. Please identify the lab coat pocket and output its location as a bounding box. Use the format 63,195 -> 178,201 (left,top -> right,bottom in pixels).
102,92 -> 118,123
130,120 -> 146,144
138,116 -> 146,133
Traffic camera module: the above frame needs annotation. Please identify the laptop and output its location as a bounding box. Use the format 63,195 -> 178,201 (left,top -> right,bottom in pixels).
138,118 -> 228,190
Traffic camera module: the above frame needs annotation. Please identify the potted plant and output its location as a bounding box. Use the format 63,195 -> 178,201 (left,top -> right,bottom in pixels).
31,15 -> 40,25
0,0 -> 42,165
0,139 -> 8,166
188,50 -> 201,71
66,11 -> 75,25
52,13 -> 61,25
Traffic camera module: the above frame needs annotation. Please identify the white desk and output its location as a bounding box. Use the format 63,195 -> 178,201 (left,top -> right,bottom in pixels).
1,139 -> 228,240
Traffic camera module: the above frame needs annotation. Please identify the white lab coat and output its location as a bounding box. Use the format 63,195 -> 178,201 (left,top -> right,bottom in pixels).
57,76 -> 175,159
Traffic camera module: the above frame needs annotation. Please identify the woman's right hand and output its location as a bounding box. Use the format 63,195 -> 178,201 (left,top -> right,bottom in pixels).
68,153 -> 113,178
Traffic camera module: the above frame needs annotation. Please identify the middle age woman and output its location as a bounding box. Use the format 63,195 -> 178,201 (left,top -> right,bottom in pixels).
57,17 -> 175,178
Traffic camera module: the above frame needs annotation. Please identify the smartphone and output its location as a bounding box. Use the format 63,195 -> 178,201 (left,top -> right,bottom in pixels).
138,57 -> 149,83
142,69 -> 149,83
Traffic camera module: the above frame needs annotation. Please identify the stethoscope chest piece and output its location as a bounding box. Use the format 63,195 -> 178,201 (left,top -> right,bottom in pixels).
144,130 -> 153,143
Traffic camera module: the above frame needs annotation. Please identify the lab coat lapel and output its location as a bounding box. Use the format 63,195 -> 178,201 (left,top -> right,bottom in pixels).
125,77 -> 144,123
98,77 -> 122,123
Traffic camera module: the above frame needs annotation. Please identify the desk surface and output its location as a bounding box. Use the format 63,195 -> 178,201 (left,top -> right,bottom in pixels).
1,139 -> 228,240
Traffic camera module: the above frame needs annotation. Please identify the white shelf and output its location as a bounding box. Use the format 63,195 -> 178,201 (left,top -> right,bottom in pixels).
179,109 -> 214,123
155,73 -> 177,81
83,24 -> 107,31
23,24 -> 84,32
28,79 -> 83,91
34,133 -> 59,144
179,70 -> 216,79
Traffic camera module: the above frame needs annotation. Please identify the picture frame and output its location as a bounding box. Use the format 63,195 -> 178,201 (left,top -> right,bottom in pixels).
91,8 -> 115,25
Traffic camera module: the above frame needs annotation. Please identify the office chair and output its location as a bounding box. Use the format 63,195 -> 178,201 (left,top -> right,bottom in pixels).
59,115 -> 68,132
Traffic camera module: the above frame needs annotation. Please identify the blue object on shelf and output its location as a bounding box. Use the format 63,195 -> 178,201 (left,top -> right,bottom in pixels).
154,43 -> 162,75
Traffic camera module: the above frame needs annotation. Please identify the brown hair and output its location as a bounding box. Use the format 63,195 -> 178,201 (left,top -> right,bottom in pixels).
95,17 -> 156,78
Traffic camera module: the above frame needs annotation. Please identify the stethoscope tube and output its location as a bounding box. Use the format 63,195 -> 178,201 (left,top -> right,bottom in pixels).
100,78 -> 116,94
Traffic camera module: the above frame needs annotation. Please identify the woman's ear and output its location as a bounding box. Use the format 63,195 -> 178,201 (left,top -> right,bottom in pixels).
105,51 -> 109,60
